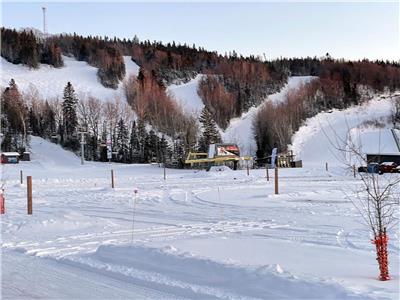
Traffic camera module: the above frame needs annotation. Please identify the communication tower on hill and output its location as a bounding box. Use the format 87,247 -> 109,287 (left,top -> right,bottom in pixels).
42,7 -> 47,35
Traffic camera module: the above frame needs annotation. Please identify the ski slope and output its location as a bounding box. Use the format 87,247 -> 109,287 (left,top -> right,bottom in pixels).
223,76 -> 316,156
0,55 -> 139,102
290,95 -> 400,167
1,136 -> 399,299
167,75 -> 316,156
167,74 -> 205,115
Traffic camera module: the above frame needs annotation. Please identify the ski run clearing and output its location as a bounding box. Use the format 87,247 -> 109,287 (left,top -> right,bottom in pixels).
1,55 -> 400,299
1,55 -> 315,156
1,122 -> 399,299
0,55 -> 140,102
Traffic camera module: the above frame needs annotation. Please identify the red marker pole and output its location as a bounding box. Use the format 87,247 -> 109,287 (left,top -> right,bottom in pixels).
0,190 -> 5,214
274,167 -> 279,195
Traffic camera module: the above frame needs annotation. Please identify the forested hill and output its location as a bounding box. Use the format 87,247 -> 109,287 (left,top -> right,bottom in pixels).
2,27 -> 400,163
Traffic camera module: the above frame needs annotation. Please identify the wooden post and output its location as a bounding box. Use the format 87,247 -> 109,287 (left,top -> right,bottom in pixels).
274,167 -> 279,195
353,165 -> 356,178
27,176 -> 32,214
163,164 -> 166,181
111,169 -> 115,189
20,170 -> 23,184
325,162 -> 328,172
246,160 -> 249,176
266,167 -> 269,181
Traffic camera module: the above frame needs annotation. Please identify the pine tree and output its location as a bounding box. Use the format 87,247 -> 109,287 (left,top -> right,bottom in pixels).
62,82 -> 78,139
198,107 -> 221,152
129,121 -> 140,162
158,135 -> 168,163
42,101 -> 56,137
116,118 -> 129,162
1,79 -> 28,152
137,119 -> 147,162
147,129 -> 158,162
172,137 -> 185,168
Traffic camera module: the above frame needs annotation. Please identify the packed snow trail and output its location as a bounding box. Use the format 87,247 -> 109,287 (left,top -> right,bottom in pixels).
1,250 -> 182,300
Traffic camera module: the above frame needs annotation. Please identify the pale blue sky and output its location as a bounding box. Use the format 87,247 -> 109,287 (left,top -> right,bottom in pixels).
1,2 -> 399,60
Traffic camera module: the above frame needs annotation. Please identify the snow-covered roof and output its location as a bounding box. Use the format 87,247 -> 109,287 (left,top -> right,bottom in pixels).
1,152 -> 20,156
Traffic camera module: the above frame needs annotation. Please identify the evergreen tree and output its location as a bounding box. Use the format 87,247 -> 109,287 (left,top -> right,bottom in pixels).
1,79 -> 28,152
172,136 -> 185,168
198,107 -> 221,152
137,119 -> 147,162
147,129 -> 158,162
129,121 -> 140,162
116,118 -> 129,162
42,101 -> 56,137
62,82 -> 78,139
158,135 -> 168,163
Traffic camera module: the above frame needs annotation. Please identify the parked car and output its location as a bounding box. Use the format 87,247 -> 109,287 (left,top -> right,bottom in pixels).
358,166 -> 367,173
379,162 -> 398,174
393,165 -> 400,174
367,163 -> 380,174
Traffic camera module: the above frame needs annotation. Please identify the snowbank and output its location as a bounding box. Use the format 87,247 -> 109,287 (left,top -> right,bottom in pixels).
69,244 -> 371,299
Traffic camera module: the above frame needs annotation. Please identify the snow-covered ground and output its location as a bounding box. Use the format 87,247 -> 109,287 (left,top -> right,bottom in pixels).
1,136 -> 399,299
290,96 -> 400,167
223,76 -> 316,156
167,74 -> 205,115
0,55 -> 139,101
166,75 -> 316,156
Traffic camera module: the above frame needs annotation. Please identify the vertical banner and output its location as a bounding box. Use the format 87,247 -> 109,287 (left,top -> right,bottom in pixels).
271,148 -> 278,167
106,133 -> 112,160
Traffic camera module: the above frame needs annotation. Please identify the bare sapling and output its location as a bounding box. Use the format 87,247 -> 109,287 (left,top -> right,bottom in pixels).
323,118 -> 399,281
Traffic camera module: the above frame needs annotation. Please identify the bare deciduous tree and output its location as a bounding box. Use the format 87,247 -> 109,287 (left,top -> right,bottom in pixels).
323,120 -> 399,281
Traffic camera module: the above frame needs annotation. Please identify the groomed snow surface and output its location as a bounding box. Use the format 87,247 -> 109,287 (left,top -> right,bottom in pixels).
222,76 -> 316,156
1,136 -> 399,299
290,96 -> 400,167
0,55 -> 139,102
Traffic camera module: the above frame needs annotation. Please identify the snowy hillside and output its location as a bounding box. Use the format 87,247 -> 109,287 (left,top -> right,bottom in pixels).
0,55 -> 139,101
167,74 -> 205,115
223,76 -> 316,156
1,136 -> 398,299
290,95 -> 400,167
166,75 -> 316,156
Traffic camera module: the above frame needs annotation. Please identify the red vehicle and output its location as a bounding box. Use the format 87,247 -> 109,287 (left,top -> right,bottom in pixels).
379,162 -> 398,174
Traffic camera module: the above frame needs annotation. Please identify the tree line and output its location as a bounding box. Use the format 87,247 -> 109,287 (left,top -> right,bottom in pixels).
2,28 -> 400,162
1,79 -> 221,167
1,27 -> 63,68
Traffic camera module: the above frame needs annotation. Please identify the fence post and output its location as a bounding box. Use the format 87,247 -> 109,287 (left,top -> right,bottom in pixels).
27,176 -> 32,215
20,170 -> 23,184
111,169 -> 115,189
353,165 -> 356,178
325,162 -> 328,172
274,167 -> 279,195
266,167 -> 269,181
246,160 -> 250,176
